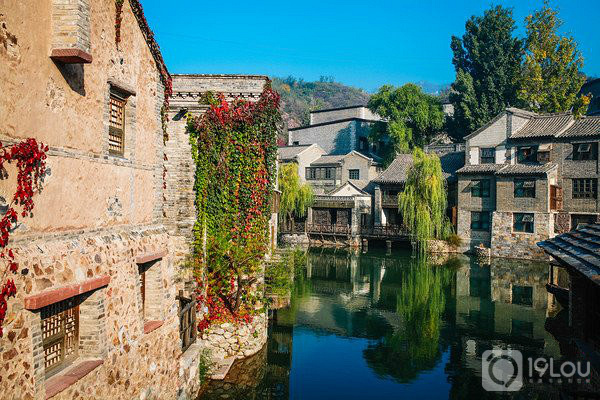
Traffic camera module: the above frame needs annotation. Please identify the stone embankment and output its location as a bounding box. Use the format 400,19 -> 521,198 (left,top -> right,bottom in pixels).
201,313 -> 268,360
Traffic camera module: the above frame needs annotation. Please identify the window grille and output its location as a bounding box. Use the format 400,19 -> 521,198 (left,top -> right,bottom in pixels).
349,169 -> 360,180
41,298 -> 79,377
572,178 -> 598,199
109,94 -> 126,155
480,148 -> 495,164
470,211 -> 490,231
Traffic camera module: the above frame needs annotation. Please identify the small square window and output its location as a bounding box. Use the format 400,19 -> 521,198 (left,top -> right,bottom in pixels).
470,211 -> 490,231
517,146 -> 537,163
480,148 -> 495,164
471,179 -> 490,198
306,168 -> 316,180
514,213 -> 534,233
573,142 -> 598,161
292,141 -> 299,145
349,169 -> 360,180
514,179 -> 536,198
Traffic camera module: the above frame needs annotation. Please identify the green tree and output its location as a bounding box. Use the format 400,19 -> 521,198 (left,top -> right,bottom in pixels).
517,1 -> 589,115
398,149 -> 451,252
278,163 -> 314,224
368,84 -> 444,164
449,5 -> 523,140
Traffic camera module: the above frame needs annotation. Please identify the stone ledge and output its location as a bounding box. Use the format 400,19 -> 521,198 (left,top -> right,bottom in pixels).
45,359 -> 103,399
50,48 -> 93,64
108,79 -> 137,97
143,320 -> 164,334
25,276 -> 110,310
136,249 -> 168,264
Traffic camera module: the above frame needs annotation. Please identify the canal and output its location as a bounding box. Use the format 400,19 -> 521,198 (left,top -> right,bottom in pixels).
201,247 -> 595,399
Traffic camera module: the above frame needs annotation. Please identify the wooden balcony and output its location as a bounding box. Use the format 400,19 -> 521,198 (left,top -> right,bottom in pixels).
381,194 -> 398,207
279,221 -> 306,234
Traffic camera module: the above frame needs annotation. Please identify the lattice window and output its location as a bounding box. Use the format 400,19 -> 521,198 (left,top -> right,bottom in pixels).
572,178 -> 598,199
349,169 -> 360,180
109,93 -> 126,155
41,298 -> 79,377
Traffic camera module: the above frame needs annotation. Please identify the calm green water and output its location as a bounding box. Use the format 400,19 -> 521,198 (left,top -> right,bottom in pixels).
201,248 -> 596,400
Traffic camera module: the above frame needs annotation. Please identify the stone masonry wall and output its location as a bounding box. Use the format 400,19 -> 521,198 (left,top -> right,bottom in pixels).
490,211 -> 552,260
0,224 -> 194,400
201,313 -> 268,360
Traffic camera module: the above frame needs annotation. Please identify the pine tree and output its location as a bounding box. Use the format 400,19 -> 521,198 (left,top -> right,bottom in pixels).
517,1 -> 590,115
449,6 -> 523,139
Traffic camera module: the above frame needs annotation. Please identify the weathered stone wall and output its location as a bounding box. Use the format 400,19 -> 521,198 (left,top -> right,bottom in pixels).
490,211 -> 552,260
0,225 -> 194,400
1,0 -> 165,233
495,174 -> 551,212
200,314 -> 268,360
309,106 -> 380,125
456,174 -> 497,250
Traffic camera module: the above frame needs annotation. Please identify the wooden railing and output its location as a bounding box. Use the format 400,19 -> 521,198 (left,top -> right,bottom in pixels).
381,194 -> 398,207
279,221 -> 306,233
177,290 -> 197,352
360,224 -> 409,238
306,224 -> 351,235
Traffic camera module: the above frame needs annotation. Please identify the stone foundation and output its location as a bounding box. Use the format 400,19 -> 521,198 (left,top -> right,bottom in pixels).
427,239 -> 460,254
490,211 -> 553,261
278,233 -> 310,246
201,313 -> 268,361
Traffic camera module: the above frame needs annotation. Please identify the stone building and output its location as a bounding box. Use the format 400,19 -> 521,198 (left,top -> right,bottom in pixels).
288,105 -> 385,156
581,77 -> 600,116
277,144 -> 325,181
0,0 -> 205,399
456,107 -> 600,260
0,2 -> 277,399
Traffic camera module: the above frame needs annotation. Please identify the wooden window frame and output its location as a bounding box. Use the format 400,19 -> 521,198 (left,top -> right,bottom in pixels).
514,212 -> 534,233
572,178 -> 598,199
517,146 -> 538,164
349,169 -> 360,180
108,91 -> 127,156
514,178 -> 536,198
41,298 -> 80,378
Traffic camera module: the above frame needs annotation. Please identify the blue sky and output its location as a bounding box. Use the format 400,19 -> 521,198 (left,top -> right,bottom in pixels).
142,0 -> 599,93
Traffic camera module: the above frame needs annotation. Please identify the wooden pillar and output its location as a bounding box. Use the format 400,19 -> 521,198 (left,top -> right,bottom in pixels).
362,239 -> 368,253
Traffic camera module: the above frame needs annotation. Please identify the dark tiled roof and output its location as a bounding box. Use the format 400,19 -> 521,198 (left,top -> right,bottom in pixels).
277,145 -> 312,160
373,154 -> 414,184
439,151 -> 465,182
538,224 -> 600,286
495,163 -> 557,176
559,117 -> 600,137
310,154 -> 345,165
510,114 -> 573,138
456,164 -> 504,174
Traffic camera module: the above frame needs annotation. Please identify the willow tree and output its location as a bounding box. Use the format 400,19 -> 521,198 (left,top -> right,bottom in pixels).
278,163 -> 314,224
398,149 -> 451,252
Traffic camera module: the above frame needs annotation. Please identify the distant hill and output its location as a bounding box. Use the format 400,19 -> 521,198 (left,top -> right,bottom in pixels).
272,76 -> 371,131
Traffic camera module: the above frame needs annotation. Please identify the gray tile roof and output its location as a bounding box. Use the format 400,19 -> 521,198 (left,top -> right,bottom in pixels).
495,162 -> 557,176
439,151 -> 465,182
277,145 -> 312,160
510,114 -> 573,138
456,164 -> 504,174
559,117 -> 600,137
538,224 -> 600,287
310,154 -> 345,165
373,154 -> 414,184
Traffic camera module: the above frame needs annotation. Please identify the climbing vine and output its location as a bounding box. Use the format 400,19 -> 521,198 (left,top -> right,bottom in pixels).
188,83 -> 280,331
0,139 -> 48,337
115,0 -> 124,47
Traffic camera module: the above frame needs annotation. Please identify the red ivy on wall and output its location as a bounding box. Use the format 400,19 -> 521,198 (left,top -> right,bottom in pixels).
0,139 -> 48,337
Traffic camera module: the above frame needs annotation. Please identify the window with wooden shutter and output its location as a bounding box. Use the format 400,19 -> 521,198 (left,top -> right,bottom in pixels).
109,93 -> 126,156
41,298 -> 79,377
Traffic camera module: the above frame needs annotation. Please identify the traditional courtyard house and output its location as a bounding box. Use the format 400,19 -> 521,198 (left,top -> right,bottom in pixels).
456,107 -> 600,260
538,223 -> 600,350
0,0 -> 205,398
288,105 -> 385,156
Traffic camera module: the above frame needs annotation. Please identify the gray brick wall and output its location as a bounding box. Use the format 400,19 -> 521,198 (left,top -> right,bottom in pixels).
51,0 -> 91,53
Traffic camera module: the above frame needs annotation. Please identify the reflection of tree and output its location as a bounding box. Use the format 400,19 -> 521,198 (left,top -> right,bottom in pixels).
363,259 -> 454,383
